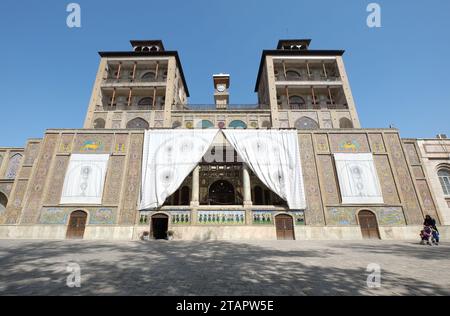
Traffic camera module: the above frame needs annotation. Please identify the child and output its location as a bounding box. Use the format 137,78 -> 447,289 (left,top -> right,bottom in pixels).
432,228 -> 440,246
420,226 -> 432,245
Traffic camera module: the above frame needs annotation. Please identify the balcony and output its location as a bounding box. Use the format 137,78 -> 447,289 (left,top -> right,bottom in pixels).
275,73 -> 341,83
172,104 -> 270,112
102,76 -> 167,87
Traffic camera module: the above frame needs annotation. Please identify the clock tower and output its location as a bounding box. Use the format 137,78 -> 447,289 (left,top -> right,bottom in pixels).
213,73 -> 230,109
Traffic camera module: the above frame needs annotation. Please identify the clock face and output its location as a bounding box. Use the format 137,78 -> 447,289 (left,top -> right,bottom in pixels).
217,84 -> 226,92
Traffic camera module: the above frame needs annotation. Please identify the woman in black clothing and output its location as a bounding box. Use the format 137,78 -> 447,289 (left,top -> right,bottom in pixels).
424,215 -> 437,231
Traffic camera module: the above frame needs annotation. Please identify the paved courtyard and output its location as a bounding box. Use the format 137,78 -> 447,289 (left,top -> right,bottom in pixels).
0,239 -> 449,296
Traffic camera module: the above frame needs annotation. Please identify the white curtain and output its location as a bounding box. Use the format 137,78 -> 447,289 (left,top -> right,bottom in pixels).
140,129 -> 219,210
334,153 -> 383,204
223,130 -> 306,210
60,154 -> 110,204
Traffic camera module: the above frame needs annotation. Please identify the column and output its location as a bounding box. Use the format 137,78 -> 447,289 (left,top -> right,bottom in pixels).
190,165 -> 200,225
243,164 -> 252,207
190,165 -> 200,207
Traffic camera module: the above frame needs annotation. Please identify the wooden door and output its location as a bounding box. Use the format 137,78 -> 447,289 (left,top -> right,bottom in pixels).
66,211 -> 88,239
358,211 -> 380,240
275,215 -> 295,240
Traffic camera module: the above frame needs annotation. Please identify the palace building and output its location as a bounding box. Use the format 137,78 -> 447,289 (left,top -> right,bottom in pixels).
0,39 -> 448,241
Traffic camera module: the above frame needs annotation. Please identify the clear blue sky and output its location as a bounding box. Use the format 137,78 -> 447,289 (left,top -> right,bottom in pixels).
0,0 -> 449,147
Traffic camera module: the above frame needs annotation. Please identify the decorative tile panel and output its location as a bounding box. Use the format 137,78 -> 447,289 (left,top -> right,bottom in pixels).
385,134 -> 425,225
20,134 -> 58,224
198,211 -> 245,225
118,133 -> 143,225
299,134 -> 325,225
329,134 -> 370,153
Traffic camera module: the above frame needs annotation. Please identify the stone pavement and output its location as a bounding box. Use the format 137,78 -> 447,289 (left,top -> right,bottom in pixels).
0,239 -> 449,296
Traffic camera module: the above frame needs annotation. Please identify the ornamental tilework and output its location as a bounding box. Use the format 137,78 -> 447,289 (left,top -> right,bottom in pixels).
404,143 -> 421,165
384,134 -> 427,225
373,155 -> 400,205
327,208 -> 357,226
5,154 -> 23,179
291,211 -> 306,225
18,166 -> 32,179
253,211 -> 273,225
1,180 -> 28,224
24,142 -> 41,165
118,133 -> 143,225
376,208 -> 406,226
198,211 -> 245,225
73,134 -> 113,153
39,208 -> 68,225
44,156 -> 70,205
329,134 -> 370,153
412,166 -> 425,179
314,134 -> 330,153
299,134 -> 325,225
416,179 -> 437,212
20,134 -> 58,224
58,134 -> 75,153
170,211 -> 191,225
368,134 -> 386,153
317,155 -> 340,205
89,208 -> 116,225
102,156 -> 125,205
114,134 -> 128,153
0,183 -> 13,196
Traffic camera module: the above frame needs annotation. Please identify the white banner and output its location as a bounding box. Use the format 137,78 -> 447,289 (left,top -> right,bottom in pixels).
334,153 -> 383,204
223,130 -> 306,209
140,129 -> 219,210
60,154 -> 110,205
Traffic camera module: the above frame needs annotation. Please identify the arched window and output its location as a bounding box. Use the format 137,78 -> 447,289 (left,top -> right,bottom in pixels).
5,154 -> 22,179
126,118 -> 149,129
196,120 -> 214,129
0,192 -> 7,212
141,71 -> 156,80
93,118 -> 106,129
438,169 -> 450,196
253,186 -> 264,205
138,97 -> 153,106
285,70 -> 302,80
289,96 -> 306,109
339,117 -> 353,129
294,117 -> 319,130
229,120 -> 247,129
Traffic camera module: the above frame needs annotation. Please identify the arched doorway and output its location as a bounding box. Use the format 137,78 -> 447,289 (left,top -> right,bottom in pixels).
358,210 -> 380,240
66,211 -> 88,239
0,192 -> 8,212
151,213 -> 169,240
126,117 -> 149,129
208,180 -> 235,205
275,214 -> 295,240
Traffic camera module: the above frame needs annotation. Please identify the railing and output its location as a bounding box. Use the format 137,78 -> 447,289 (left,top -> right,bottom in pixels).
102,77 -> 167,84
172,104 -> 270,111
96,102 -> 164,111
275,74 -> 341,82
279,103 -> 349,111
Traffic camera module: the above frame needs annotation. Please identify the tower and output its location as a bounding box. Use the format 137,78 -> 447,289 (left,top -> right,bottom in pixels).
83,40 -> 189,129
255,39 -> 360,129
213,73 -> 230,109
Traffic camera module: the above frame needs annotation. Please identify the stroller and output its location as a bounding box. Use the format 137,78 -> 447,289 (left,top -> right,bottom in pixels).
420,226 -> 433,245
432,228 -> 440,245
